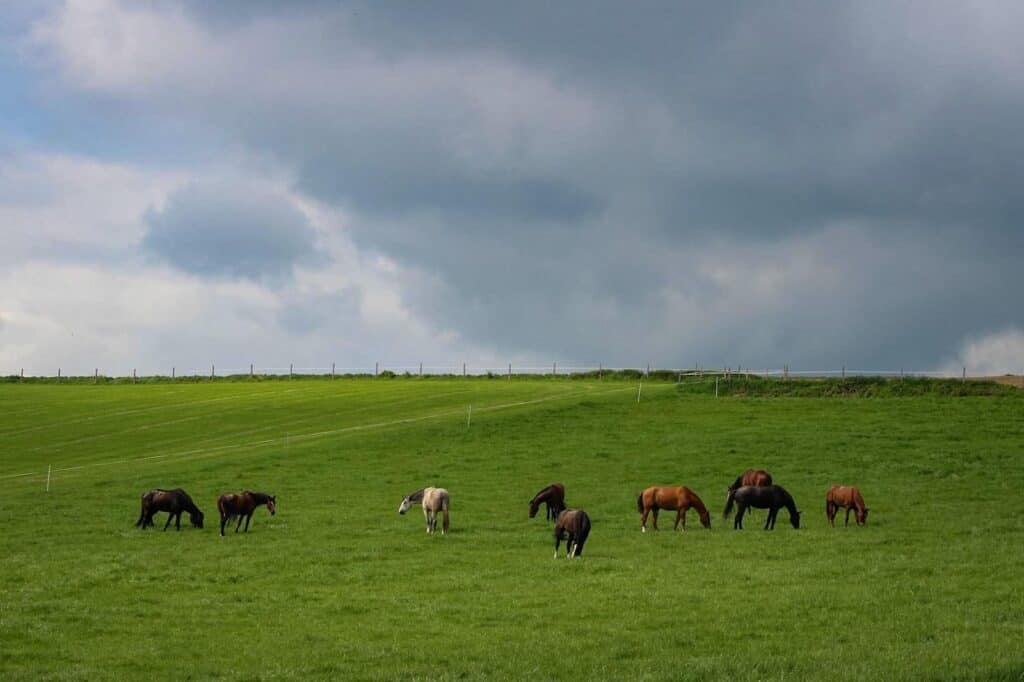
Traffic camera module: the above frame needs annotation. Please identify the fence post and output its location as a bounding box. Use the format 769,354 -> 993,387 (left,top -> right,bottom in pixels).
374,362 -> 378,377
508,363 -> 511,380
463,362 -> 466,377
94,368 -> 98,384
842,365 -> 845,378
211,364 -> 215,379
172,366 -> 175,380
250,363 -> 254,378
332,362 -> 335,378
553,362 -> 557,376
57,368 -> 61,379
133,368 -> 137,384
419,362 -> 423,377
962,367 -> 966,383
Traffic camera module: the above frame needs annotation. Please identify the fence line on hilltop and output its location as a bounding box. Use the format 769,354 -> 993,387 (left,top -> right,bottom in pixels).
3,362 -> 993,382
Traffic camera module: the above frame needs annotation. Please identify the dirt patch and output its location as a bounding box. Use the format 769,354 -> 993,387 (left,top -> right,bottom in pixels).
975,375 -> 1024,388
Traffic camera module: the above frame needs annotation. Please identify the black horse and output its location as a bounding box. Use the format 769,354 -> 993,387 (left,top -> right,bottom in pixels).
136,488 -> 204,530
554,509 -> 591,558
723,485 -> 801,530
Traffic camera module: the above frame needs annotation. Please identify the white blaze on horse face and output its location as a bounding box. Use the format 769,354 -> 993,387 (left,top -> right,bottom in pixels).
398,497 -> 412,515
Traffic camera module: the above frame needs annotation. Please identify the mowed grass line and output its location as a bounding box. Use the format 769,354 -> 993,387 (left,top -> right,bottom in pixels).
1,380 -> 1022,681
0,380 -> 611,480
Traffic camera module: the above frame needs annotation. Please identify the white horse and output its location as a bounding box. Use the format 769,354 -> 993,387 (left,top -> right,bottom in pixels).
398,487 -> 450,534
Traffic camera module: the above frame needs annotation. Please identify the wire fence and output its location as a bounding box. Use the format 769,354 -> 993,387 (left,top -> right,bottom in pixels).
3,362 -> 996,381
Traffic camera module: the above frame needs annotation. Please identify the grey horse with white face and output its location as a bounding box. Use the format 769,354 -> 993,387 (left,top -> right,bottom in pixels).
398,487 -> 450,534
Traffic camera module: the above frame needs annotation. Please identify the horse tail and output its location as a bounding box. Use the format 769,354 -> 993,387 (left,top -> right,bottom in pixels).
636,493 -> 644,514
442,495 -> 450,534
729,475 -> 743,491
576,512 -> 592,556
723,489 -> 737,519
136,496 -> 147,528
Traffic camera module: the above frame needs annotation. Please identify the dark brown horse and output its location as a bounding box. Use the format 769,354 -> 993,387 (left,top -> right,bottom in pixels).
554,509 -> 591,558
637,485 -> 711,532
724,485 -> 801,530
826,485 -> 869,526
136,488 -> 204,530
217,491 -> 276,536
529,483 -> 566,521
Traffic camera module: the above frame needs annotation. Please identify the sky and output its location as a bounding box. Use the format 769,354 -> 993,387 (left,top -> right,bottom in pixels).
1,1 -> 1022,376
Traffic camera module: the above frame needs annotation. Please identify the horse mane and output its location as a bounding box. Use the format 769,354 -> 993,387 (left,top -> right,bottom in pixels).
248,491 -> 272,504
406,488 -> 426,502
728,475 -> 743,491
777,486 -> 798,514
530,484 -> 557,505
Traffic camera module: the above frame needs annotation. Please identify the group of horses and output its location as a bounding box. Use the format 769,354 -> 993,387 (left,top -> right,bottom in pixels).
520,470 -> 869,558
137,470 -> 868,555
135,488 -> 276,536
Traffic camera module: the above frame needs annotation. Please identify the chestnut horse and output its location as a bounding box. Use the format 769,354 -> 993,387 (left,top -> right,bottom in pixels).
637,485 -> 711,532
136,488 -> 204,530
728,469 -> 773,492
398,487 -> 450,534
724,485 -> 801,529
554,509 -> 591,558
529,483 -> 566,521
217,491 -> 276,536
826,485 -> 869,526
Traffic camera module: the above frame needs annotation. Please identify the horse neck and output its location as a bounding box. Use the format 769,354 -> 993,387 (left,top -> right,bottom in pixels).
686,492 -> 708,517
779,489 -> 797,514
729,475 -> 743,491
533,485 -> 556,504
407,488 -> 425,503
249,492 -> 269,505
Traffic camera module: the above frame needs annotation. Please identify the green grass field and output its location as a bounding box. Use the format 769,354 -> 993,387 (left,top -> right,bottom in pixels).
2,378 -> 1023,680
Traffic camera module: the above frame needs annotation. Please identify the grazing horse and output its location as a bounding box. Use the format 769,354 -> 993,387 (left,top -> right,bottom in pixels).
728,469 -> 773,492
637,485 -> 711,532
217,491 -> 276,536
554,509 -> 591,558
724,485 -> 801,530
826,485 -> 869,527
529,483 -> 566,521
398,487 -> 450,534
136,488 -> 204,530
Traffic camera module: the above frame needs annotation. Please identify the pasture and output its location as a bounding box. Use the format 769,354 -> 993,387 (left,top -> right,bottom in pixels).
1,377 -> 1022,680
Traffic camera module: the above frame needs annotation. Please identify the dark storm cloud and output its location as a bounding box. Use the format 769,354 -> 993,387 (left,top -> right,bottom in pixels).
43,1 -> 1024,368
141,182 -> 323,283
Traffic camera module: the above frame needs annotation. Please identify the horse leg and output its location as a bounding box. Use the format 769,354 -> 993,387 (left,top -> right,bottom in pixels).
735,504 -> 745,530
554,532 -> 561,559
235,515 -> 244,533
220,515 -> 227,537
845,507 -> 851,527
652,508 -> 659,531
640,507 -> 649,532
175,511 -> 183,531
244,513 -> 253,532
162,513 -> 172,531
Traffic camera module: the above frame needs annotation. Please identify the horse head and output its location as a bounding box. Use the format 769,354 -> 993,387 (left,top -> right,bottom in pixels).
189,509 -> 205,529
790,510 -> 802,529
528,500 -> 540,518
398,496 -> 413,515
266,496 -> 277,516
699,509 -> 712,529
859,508 -> 869,525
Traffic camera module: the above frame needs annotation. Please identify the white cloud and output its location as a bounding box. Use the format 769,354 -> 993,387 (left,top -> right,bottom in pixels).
944,330 -> 1024,377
